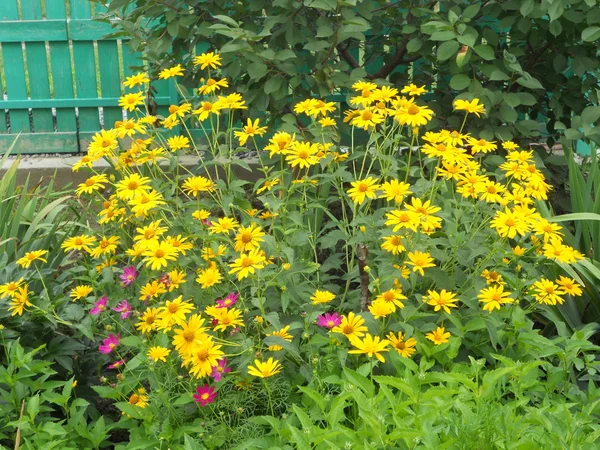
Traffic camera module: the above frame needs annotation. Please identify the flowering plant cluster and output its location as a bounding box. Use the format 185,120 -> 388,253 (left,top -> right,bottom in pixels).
2,50 -> 594,446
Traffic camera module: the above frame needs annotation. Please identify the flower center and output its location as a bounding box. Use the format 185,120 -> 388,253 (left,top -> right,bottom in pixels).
241,257 -> 253,268
407,104 -> 420,115
168,303 -> 179,314
358,182 -> 369,192
207,79 -> 216,86
342,325 -> 354,335
128,181 -> 139,190
362,111 -> 373,120
241,232 -> 253,243
85,179 -> 95,186
154,249 -> 165,258
183,330 -> 195,342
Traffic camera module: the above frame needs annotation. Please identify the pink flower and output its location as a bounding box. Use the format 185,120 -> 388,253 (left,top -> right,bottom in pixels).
108,359 -> 125,369
112,300 -> 132,319
99,334 -> 120,354
216,292 -> 239,308
210,358 -> 231,382
316,312 -> 342,329
120,266 -> 137,287
90,296 -> 108,315
193,384 -> 217,406
159,273 -> 171,289
202,219 -> 212,226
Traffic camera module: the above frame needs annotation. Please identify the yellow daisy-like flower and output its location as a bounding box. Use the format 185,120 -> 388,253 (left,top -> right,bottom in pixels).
185,338 -> 225,378
172,314 -> 208,356
157,296 -> 195,330
393,99 -> 434,127
384,210 -> 419,233
265,325 -> 293,351
331,312 -> 368,342
196,266 -> 223,289
0,278 -> 25,299
401,84 -> 427,96
234,118 -> 268,146
477,284 -> 514,312
193,209 -> 211,221
405,251 -> 435,276
256,178 -> 281,194
198,78 -> 229,95
8,286 -> 32,316
167,135 -> 190,152
128,388 -> 149,408
182,176 -> 215,196
490,208 -> 530,239
423,289 -> 459,314
454,98 -> 486,117
115,173 -> 152,200
379,180 -> 412,204
209,217 -> 239,234
375,288 -> 407,311
555,276 -> 583,296
89,236 -> 120,259
348,333 -> 390,362
142,240 -> 178,271
139,280 -> 167,301
531,278 -> 565,305
192,101 -> 223,121
425,327 -> 451,345
381,234 -> 406,254
118,92 -> 145,112
61,235 -> 96,253
234,224 -> 265,252
247,357 -> 283,378
319,117 -> 336,127
70,285 -> 93,301
368,299 -> 394,319
310,289 -> 336,305
159,64 -> 184,79
136,307 -> 161,333
215,92 -> 247,110
123,72 -> 149,88
228,249 -> 267,280
75,174 -> 109,196
206,306 -> 245,332
264,131 -> 294,157
386,332 -> 417,358
285,141 -> 321,169
193,51 -> 222,69
468,137 -> 497,154
543,238 -> 584,264
16,250 -> 48,268
168,103 -> 192,121
351,109 -> 385,129
347,177 -> 380,205
147,346 -> 171,363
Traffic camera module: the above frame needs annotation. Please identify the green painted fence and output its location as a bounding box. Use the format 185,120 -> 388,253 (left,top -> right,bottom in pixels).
0,0 -> 176,154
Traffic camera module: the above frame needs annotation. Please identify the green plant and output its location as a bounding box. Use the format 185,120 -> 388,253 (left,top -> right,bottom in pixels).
94,0 -> 600,145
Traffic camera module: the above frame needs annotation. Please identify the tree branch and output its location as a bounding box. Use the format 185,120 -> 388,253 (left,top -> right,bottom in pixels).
336,43 -> 360,69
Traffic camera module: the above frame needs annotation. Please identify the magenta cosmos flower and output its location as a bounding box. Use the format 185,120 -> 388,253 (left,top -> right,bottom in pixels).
193,384 -> 217,406
112,300 -> 132,319
90,296 -> 108,315
210,358 -> 231,382
120,266 -> 137,287
99,334 -> 120,354
316,312 -> 342,329
108,359 -> 126,369
216,292 -> 239,308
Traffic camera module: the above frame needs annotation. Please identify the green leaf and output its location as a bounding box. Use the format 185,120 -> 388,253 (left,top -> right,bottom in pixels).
306,0 -> 337,11
581,106 -> 600,125
520,0 -> 534,17
473,44 -> 495,60
247,62 -> 268,79
406,38 -> 422,53
500,104 -> 518,123
490,69 -> 510,81
582,26 -> 600,41
516,75 -> 544,90
450,74 -> 471,90
503,93 -> 521,107
342,367 -> 374,396
213,15 -> 239,27
437,40 -> 460,61
462,4 -> 481,20
549,213 -> 600,223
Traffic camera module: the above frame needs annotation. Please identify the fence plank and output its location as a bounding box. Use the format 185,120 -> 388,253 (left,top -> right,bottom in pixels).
70,2 -> 100,134
97,40 -> 123,129
46,0 -> 77,135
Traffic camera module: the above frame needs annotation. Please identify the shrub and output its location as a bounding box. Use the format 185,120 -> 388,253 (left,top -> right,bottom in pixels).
6,51 -> 594,447
94,0 -> 600,147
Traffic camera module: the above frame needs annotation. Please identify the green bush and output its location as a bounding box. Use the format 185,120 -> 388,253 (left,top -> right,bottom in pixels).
95,0 -> 600,145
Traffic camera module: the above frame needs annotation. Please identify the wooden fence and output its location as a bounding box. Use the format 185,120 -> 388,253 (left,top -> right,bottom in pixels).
0,0 -> 177,154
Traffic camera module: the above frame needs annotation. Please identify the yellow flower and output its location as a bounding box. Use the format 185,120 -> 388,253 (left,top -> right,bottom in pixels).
76,174 -> 109,196
208,307 -> 245,332
0,278 -> 25,299
477,285 -> 514,312
168,103 -> 192,120
405,251 -> 435,276
8,286 -> 32,316
89,236 -> 120,259
257,178 -> 281,194
115,173 -> 152,200
184,338 -> 224,378
156,296 -> 194,330
193,51 -> 222,69
490,208 -> 530,239
454,98 -> 486,117
215,92 -> 247,110
136,307 -> 161,333
264,131 -> 294,157
159,64 -> 184,79
423,289 -> 459,314
228,249 -> 266,280
123,72 -> 149,88
234,224 -> 265,252
425,327 -> 451,345
479,180 -> 505,203
347,177 -> 379,205
351,109 -> 385,129
385,210 -> 419,233
373,85 -> 399,102
234,118 -> 268,146
381,235 -> 406,255
481,269 -> 504,285
182,176 -> 215,196
543,238 -> 584,264
266,325 -> 293,351
532,218 -> 564,243
375,288 -> 406,311
142,240 -> 178,271
198,78 -> 229,95
139,281 -> 167,301
310,289 -> 336,305
285,141 -> 321,169
62,235 -> 96,253
193,209 -> 211,221
172,314 -> 208,356
247,357 -> 282,378
70,285 -> 93,301
192,101 -> 223,121
405,197 -> 442,232
202,245 -> 227,261
393,98 -> 434,127
380,180 -> 412,204
400,84 -> 427,96
210,217 -> 239,235
166,235 -> 194,256
512,245 -> 527,256
196,266 -> 223,289
16,250 -> 48,268
348,333 -> 390,362
119,92 -> 145,112
368,299 -> 394,319
555,276 -> 583,296
319,117 -> 336,127
331,312 -> 368,342
387,332 -> 417,357
468,137 -> 497,154
128,388 -> 149,408
531,278 -> 565,305
167,135 -> 190,151
147,346 -> 171,362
